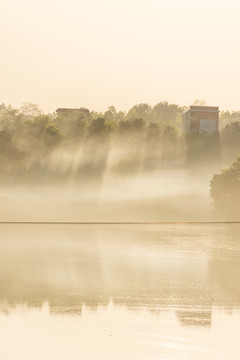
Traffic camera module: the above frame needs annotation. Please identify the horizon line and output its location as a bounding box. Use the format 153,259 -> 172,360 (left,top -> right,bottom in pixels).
0,221 -> 239,225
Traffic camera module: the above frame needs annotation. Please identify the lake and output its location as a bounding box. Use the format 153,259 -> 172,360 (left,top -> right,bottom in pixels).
0,223 -> 240,359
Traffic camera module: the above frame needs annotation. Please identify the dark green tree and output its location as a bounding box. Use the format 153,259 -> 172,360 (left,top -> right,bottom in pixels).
144,123 -> 160,167
152,101 -> 183,124
185,132 -> 221,167
210,156 -> 240,216
220,110 -> 240,129
126,103 -> 151,122
221,122 -> 240,164
162,125 -> 178,161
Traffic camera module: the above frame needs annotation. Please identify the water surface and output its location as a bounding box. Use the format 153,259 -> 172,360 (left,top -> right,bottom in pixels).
0,224 -> 240,359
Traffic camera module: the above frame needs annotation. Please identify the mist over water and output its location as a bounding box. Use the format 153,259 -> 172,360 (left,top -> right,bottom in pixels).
0,169 -> 215,222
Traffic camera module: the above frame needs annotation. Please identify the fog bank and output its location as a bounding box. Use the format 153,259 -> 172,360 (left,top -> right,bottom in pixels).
0,170 -> 215,222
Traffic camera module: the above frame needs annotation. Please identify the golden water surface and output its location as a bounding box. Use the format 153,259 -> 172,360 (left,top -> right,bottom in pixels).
0,224 -> 240,359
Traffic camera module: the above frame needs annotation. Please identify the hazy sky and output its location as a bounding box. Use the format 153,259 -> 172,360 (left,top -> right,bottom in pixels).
1,0 -> 240,113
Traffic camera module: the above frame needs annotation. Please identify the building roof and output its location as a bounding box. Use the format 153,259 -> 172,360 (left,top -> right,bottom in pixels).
56,108 -> 89,113
183,106 -> 219,115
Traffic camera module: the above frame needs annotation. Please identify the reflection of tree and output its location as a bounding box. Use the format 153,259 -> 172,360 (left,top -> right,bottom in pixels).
206,225 -> 240,309
208,259 -> 240,307
177,309 -> 212,327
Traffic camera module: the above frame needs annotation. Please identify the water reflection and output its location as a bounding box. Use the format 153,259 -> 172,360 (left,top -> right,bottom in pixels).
0,224 -> 240,327
177,309 -> 212,327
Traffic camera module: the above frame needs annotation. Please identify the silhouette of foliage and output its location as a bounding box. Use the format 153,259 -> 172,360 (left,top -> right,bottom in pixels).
221,122 -> 240,164
210,157 -> 240,216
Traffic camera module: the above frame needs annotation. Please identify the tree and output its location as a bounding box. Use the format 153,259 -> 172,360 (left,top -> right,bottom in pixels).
118,120 -> 131,135
43,123 -> 63,147
0,104 -> 18,127
221,122 -> 240,163
152,101 -> 182,123
162,125 -> 178,161
115,110 -> 125,122
144,123 -> 160,167
191,99 -> 206,106
88,117 -> 116,138
146,122 -> 160,140
103,110 -> 114,121
219,111 -> 240,129
185,132 -> 221,167
90,110 -> 103,120
107,106 -> 117,116
131,118 -> 145,132
20,103 -> 43,117
126,103 -> 151,122
210,156 -> 240,216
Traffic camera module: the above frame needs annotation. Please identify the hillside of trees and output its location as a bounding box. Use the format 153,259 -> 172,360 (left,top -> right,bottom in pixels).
0,102 -> 240,184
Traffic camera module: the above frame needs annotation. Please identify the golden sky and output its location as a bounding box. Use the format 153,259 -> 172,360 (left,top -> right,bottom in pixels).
1,0 -> 239,112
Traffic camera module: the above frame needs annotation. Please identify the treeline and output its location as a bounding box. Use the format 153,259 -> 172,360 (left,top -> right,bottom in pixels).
0,102 -> 240,183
